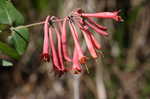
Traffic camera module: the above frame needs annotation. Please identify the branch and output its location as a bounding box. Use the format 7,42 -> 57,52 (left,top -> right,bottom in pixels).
15,21 -> 45,29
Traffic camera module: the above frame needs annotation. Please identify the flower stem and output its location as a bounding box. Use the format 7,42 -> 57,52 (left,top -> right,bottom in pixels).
15,21 -> 45,29
13,18 -> 66,30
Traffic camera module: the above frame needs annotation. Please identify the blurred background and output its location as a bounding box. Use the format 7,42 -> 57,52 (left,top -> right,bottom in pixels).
0,0 -> 150,99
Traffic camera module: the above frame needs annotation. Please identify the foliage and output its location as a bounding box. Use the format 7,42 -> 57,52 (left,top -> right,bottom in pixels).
0,0 -> 29,66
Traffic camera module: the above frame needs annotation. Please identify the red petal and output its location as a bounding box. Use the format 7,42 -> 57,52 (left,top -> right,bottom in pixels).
69,20 -> 87,64
81,10 -> 123,22
54,26 -> 65,71
61,18 -> 72,62
72,47 -> 82,74
42,16 -> 50,62
85,21 -> 109,36
86,17 -> 107,31
49,27 -> 61,70
77,22 -> 98,58
77,21 -> 101,50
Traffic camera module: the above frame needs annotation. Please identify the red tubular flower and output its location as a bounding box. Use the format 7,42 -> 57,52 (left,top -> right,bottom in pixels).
61,17 -> 72,62
77,23 -> 98,58
69,20 -> 87,64
41,16 -> 50,62
77,20 -> 101,50
72,47 -> 82,74
86,17 -> 107,31
81,10 -> 123,22
82,29 -> 98,58
40,8 -> 123,75
87,30 -> 101,49
54,26 -> 65,71
49,27 -> 62,71
84,20 -> 109,36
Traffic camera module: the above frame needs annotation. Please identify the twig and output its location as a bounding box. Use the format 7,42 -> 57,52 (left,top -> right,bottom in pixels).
13,17 -> 67,30
15,21 -> 45,29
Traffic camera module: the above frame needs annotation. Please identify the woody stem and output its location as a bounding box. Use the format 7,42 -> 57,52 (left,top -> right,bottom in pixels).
14,21 -> 45,29
13,18 -> 66,30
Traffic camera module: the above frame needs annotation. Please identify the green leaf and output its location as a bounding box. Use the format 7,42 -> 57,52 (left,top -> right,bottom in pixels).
0,41 -> 20,59
11,27 -> 29,55
0,0 -> 24,25
2,59 -> 13,67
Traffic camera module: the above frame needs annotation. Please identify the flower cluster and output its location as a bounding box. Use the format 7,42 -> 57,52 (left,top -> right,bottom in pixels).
41,8 -> 123,76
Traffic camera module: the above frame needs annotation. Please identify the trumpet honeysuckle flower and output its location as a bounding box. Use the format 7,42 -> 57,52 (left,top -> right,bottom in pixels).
80,10 -> 123,22
86,17 -> 107,31
72,48 -> 82,74
40,8 -> 123,76
49,27 -> 62,71
77,19 -> 101,50
61,17 -> 72,62
77,22 -> 98,58
81,29 -> 98,58
41,16 -> 50,62
69,20 -> 87,64
84,20 -> 109,36
85,29 -> 101,50
54,25 -> 65,71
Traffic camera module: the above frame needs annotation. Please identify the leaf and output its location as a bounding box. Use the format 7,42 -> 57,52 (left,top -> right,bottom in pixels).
11,27 -> 29,55
0,0 -> 24,25
2,59 -> 13,67
0,41 -> 20,59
